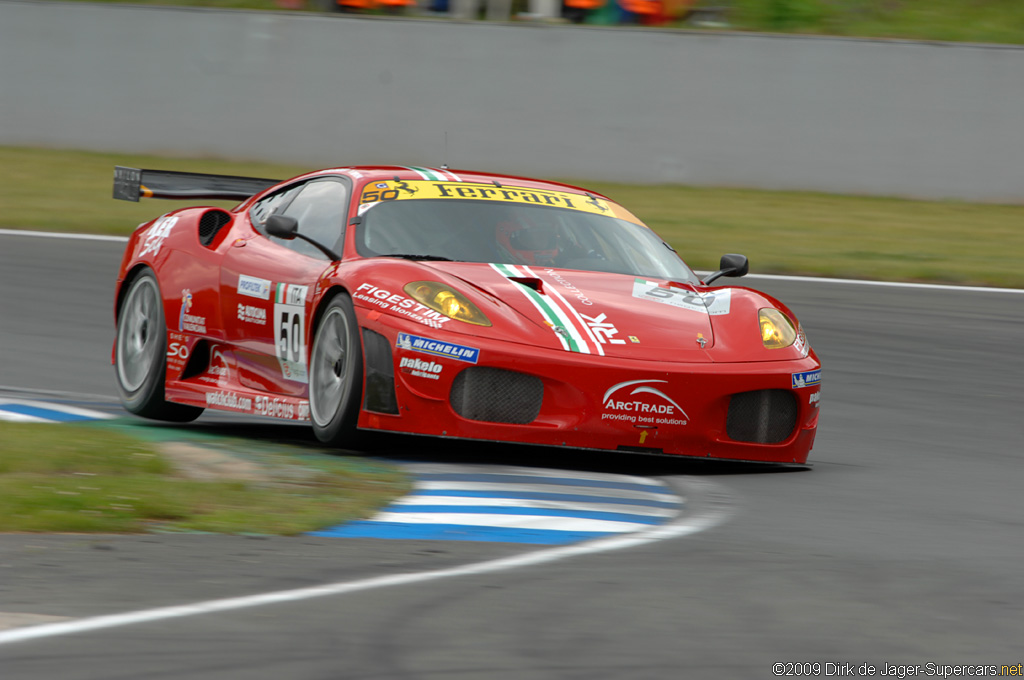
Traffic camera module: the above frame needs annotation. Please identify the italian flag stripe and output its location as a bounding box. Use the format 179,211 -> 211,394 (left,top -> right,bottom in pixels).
275,283 -> 286,303
405,166 -> 440,181
490,263 -> 585,353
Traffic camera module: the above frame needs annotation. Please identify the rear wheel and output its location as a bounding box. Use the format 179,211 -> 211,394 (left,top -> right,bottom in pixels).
309,293 -> 364,446
115,269 -> 203,422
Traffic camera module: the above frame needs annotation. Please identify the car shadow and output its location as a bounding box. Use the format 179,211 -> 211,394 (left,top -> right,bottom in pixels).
129,417 -> 809,478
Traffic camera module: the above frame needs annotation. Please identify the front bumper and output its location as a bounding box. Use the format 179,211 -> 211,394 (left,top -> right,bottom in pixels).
357,311 -> 821,465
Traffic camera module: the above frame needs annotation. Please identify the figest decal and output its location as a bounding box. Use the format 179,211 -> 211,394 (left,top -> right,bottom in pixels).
396,333 -> 480,364
601,379 -> 689,427
354,284 -> 451,329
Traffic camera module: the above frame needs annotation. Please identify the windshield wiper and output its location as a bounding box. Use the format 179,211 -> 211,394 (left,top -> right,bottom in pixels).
379,254 -> 458,262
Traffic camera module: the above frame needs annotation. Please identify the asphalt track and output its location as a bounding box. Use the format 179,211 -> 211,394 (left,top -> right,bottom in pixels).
1,232 -> 1023,679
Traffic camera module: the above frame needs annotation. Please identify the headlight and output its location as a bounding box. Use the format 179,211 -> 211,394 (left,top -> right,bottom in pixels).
404,281 -> 492,327
759,308 -> 796,349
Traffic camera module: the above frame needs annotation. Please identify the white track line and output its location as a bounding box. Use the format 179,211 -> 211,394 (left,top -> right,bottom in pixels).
0,478 -> 733,646
2,228 -> 1020,294
0,229 -> 128,243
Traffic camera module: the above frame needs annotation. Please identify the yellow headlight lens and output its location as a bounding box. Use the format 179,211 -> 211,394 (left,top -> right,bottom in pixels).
404,281 -> 492,327
759,308 -> 797,349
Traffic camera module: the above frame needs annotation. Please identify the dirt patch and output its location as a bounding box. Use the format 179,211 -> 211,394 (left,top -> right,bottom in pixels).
157,442 -> 272,482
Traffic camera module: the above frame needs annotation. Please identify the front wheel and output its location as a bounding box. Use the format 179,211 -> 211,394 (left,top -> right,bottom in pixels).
309,293 -> 363,446
114,269 -> 203,422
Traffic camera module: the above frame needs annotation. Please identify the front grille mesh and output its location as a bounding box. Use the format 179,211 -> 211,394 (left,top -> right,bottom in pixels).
727,389 -> 797,444
450,367 -> 543,424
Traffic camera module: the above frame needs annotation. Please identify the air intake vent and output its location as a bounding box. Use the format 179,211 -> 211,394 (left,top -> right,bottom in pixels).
450,367 -> 543,424
361,329 -> 398,414
198,210 -> 232,246
727,389 -> 797,444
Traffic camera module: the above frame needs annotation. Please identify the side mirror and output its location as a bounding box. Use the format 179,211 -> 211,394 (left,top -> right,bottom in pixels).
703,253 -> 749,286
265,214 -> 299,239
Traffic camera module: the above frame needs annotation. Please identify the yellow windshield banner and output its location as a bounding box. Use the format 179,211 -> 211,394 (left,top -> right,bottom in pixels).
359,180 -> 643,225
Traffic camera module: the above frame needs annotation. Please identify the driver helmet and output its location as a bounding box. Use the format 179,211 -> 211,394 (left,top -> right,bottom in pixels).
496,217 -> 560,266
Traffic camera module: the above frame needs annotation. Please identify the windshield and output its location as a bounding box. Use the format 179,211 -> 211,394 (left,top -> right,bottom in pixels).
356,198 -> 698,282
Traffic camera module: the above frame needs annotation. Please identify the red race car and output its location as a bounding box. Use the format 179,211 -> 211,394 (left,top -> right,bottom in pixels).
112,165 -> 821,464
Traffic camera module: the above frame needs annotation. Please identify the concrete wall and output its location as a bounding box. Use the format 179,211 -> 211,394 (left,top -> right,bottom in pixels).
2,1 -> 1023,201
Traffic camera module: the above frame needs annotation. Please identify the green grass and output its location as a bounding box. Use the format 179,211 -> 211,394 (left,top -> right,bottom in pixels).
54,0 -> 1024,45
3,146 -> 1022,288
0,421 -> 410,534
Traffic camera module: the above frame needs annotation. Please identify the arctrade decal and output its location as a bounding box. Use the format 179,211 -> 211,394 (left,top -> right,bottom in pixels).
601,379 -> 689,427
237,275 -> 271,300
274,283 -> 309,383
178,289 -> 206,333
396,333 -> 479,364
792,370 -> 821,389
139,215 -> 177,258
358,180 -> 643,225
399,357 -> 443,380
354,284 -> 451,329
632,279 -> 732,316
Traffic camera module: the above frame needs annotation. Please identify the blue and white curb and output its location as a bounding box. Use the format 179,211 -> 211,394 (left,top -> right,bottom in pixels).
0,399 -> 116,424
311,463 -> 683,545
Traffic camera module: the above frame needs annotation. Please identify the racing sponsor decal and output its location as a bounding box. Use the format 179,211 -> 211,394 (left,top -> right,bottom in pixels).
581,312 -> 626,345
205,390 -> 252,412
399,356 -> 443,380
167,333 -> 189,372
203,390 -> 309,420
543,269 -> 593,306
274,283 -> 309,383
809,391 -> 821,407
601,379 -> 689,427
237,303 -> 267,325
794,325 -> 810,357
354,284 -> 451,329
396,333 -> 479,364
178,289 -> 206,333
209,345 -> 229,379
254,395 -> 306,420
237,275 -> 271,300
358,180 -> 642,224
632,279 -> 732,316
792,369 -> 821,389
139,215 -> 177,258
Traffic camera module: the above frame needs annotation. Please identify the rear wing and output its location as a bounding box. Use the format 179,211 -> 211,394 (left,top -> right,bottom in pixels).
112,166 -> 281,202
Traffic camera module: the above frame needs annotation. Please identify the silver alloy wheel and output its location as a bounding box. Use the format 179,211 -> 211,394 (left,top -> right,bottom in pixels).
310,306 -> 354,427
116,276 -> 162,393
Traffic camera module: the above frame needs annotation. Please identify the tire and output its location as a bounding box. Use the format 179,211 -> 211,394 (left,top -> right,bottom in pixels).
309,293 -> 364,446
115,269 -> 203,422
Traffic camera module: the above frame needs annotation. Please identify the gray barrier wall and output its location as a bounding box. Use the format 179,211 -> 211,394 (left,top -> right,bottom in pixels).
2,1 -> 1023,201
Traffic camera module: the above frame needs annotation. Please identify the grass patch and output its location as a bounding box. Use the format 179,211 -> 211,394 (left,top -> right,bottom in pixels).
0,421 -> 410,535
3,146 -> 1022,288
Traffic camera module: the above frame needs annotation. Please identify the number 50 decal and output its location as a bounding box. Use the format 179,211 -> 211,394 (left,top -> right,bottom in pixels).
274,283 -> 309,383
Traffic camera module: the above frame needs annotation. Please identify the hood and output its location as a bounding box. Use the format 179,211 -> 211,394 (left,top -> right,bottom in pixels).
426,262 -> 721,363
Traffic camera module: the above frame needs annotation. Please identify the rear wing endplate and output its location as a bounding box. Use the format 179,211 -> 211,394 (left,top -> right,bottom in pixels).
112,166 -> 281,202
